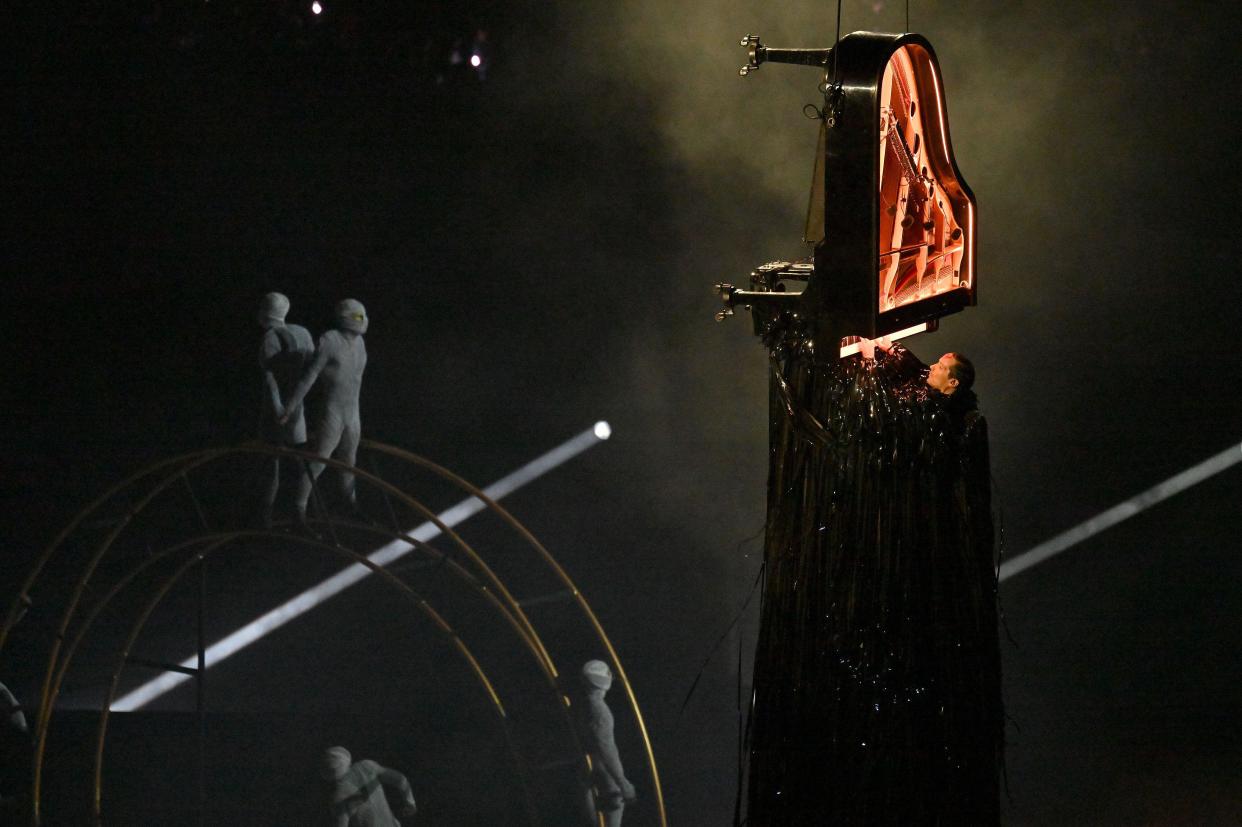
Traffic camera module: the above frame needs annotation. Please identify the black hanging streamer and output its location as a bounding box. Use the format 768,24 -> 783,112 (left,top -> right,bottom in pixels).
741,315 -> 1004,825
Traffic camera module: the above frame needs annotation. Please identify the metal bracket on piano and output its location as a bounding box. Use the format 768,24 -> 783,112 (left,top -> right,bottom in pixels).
739,35 -> 764,76
714,282 -> 803,322
739,34 -> 834,77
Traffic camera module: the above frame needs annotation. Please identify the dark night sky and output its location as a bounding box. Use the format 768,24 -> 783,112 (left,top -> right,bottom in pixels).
4,1 -> 1241,824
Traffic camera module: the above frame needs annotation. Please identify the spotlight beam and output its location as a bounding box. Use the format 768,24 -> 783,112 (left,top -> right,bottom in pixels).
999,441 -> 1242,582
111,423 -> 612,711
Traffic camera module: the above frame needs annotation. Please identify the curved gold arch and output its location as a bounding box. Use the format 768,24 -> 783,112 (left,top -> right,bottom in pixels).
5,440 -> 666,827
21,450 -> 236,770
17,444 -> 554,745
0,452 -> 205,651
84,531 -> 526,824
363,440 -> 669,824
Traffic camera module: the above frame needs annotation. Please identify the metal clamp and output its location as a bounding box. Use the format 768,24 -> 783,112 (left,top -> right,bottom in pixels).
714,283 -> 738,321
739,34 -> 764,76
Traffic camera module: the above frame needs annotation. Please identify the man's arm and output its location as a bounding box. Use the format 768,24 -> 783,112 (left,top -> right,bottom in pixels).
875,339 -> 926,383
374,764 -> 417,816
259,333 -> 286,417
0,683 -> 27,733
282,335 -> 332,423
589,709 -> 636,800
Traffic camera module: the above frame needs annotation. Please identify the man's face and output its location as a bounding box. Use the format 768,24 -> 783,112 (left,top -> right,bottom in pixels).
926,354 -> 960,395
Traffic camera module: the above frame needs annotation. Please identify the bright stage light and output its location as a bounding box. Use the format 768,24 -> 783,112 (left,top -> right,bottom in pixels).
311,2 -> 322,15
1000,440 -> 1242,581
470,54 -> 482,68
111,424 -> 612,711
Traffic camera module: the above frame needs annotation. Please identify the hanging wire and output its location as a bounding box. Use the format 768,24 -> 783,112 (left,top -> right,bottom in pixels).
832,0 -> 842,79
734,558 -> 766,827
676,529 -> 766,720
824,0 -> 845,126
804,0 -> 846,125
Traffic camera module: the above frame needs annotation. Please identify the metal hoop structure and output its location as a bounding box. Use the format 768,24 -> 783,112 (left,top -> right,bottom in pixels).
0,440 -> 667,826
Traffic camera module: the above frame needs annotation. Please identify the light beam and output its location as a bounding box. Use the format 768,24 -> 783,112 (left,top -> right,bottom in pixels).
999,441 -> 1242,582
111,424 -> 611,711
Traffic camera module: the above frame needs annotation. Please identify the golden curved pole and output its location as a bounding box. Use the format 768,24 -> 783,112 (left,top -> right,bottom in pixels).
234,446 -> 595,804
34,441 -> 554,754
301,515 -> 598,795
234,444 -> 558,677
418,602 -> 505,715
44,536 -> 226,723
0,452 -> 200,654
361,440 -> 669,826
19,440 -> 621,824
310,514 -> 595,821
82,531 -> 522,824
32,535 -> 234,820
31,450 -> 234,793
324,519 -> 563,696
90,549 -> 203,823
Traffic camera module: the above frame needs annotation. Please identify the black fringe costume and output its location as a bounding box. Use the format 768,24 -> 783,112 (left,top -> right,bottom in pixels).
744,337 -> 1003,826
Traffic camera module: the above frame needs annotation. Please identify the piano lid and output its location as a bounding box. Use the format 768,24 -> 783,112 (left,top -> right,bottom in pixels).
798,35 -> 975,337
875,43 -> 974,319
722,32 -> 976,350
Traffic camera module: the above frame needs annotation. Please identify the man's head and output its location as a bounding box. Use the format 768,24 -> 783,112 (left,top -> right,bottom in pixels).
926,352 -> 974,396
258,292 -> 290,328
321,746 -> 352,781
582,660 -> 613,693
335,298 -> 368,335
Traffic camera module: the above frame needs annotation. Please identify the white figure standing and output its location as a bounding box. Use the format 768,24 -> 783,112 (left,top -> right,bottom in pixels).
321,746 -> 416,827
281,298 -> 369,525
579,660 -> 637,827
256,292 -> 314,526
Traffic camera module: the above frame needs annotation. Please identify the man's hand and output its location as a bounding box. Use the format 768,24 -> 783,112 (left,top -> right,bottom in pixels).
859,336 -> 895,360
620,779 -> 637,802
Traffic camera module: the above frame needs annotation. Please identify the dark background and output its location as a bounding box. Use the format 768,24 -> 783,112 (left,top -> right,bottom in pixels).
4,1 -> 1241,823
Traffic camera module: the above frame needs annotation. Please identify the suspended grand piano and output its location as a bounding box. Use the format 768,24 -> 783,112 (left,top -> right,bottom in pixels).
716,31 -> 976,357
720,31 -> 999,827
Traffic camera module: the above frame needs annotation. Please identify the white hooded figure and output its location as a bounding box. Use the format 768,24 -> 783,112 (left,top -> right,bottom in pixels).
321,746 -> 417,827
256,292 -> 315,525
0,682 -> 30,818
283,299 -> 369,521
579,660 -> 636,827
